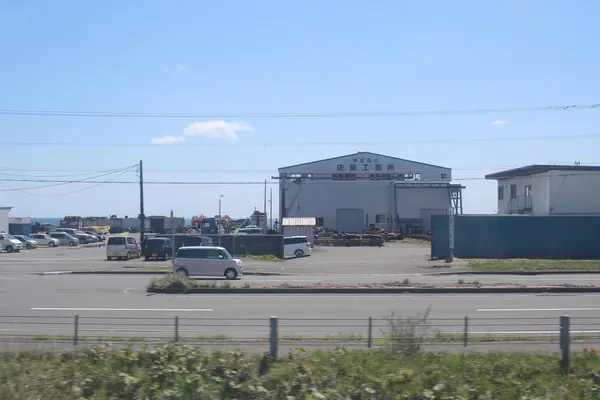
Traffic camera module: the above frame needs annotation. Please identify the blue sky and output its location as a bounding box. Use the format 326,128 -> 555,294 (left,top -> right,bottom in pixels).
1,0 -> 599,219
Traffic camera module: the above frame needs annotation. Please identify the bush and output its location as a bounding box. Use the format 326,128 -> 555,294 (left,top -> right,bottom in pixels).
2,345 -> 600,399
383,306 -> 431,352
147,275 -> 194,293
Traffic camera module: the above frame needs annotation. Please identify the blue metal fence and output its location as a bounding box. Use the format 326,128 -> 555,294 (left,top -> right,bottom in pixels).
431,214 -> 600,259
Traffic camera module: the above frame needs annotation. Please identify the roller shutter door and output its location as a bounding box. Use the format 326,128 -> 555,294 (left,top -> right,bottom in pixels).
336,208 -> 365,233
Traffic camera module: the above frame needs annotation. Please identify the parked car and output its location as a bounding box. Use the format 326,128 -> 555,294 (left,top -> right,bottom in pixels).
29,233 -> 60,247
106,236 -> 140,260
284,236 -> 312,258
48,232 -> 79,246
89,232 -> 106,242
0,233 -> 23,253
143,237 -> 172,261
12,235 -> 38,249
73,231 -> 96,244
173,246 -> 243,280
55,228 -> 78,236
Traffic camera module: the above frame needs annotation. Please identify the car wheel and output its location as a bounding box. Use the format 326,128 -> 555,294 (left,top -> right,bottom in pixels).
69,241 -> 76,247
5,246 -> 13,253
144,256 -> 149,261
26,244 -> 32,249
224,268 -> 238,280
175,268 -> 189,278
49,242 -> 57,247
294,249 -> 304,258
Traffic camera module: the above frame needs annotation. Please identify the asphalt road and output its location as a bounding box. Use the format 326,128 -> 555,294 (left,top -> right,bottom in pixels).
1,273 -> 600,338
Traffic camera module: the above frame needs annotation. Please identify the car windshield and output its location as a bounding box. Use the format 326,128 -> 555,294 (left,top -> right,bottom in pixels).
221,249 -> 233,259
4,234 -> 16,240
108,237 -> 126,245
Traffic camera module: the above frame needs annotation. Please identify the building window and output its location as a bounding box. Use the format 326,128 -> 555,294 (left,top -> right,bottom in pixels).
498,186 -> 504,200
441,173 -> 448,180
525,185 -> 532,196
510,184 -> 517,199
315,217 -> 324,227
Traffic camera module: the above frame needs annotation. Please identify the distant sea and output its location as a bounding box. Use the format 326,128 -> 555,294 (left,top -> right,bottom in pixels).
32,218 -> 194,226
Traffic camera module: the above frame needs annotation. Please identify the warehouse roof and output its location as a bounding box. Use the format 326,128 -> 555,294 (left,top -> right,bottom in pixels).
485,165 -> 600,180
278,151 -> 449,171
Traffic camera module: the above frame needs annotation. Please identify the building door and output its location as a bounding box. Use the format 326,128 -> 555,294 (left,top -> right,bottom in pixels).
335,209 -> 365,233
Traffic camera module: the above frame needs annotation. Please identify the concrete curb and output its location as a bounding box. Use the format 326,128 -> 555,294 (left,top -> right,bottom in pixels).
431,270 -> 600,276
148,286 -> 600,295
38,270 -> 287,276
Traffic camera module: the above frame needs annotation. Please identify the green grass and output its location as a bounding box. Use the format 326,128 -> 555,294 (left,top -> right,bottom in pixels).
2,345 -> 600,399
239,254 -> 284,262
469,259 -> 600,271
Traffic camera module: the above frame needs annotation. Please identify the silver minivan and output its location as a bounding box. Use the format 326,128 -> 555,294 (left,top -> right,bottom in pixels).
48,232 -> 79,246
173,246 -> 243,280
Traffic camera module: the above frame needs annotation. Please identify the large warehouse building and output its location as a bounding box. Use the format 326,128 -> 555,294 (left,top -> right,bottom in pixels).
278,152 -> 463,234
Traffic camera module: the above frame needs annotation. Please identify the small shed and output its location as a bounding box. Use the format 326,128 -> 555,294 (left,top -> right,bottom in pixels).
282,217 -> 316,245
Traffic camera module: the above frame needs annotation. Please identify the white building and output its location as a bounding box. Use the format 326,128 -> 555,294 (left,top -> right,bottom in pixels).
485,165 -> 600,215
0,207 -> 11,233
277,152 -> 463,234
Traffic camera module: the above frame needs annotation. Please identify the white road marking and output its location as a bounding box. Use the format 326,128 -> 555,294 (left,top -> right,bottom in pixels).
123,287 -> 136,294
478,308 -> 600,312
30,307 -> 214,312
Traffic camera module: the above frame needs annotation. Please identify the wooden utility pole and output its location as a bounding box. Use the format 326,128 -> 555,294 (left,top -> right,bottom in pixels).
139,160 -> 145,250
269,187 -> 273,229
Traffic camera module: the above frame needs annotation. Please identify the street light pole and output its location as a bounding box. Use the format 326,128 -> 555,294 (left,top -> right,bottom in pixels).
218,195 -> 223,246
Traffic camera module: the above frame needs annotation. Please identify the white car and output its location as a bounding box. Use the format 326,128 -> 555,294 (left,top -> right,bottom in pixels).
284,236 -> 312,258
173,246 -> 243,280
29,234 -> 61,247
0,233 -> 23,253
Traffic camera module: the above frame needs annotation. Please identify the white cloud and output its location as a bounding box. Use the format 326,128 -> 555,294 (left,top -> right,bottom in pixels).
164,64 -> 189,74
183,121 -> 253,141
490,120 -> 509,126
150,135 -> 185,145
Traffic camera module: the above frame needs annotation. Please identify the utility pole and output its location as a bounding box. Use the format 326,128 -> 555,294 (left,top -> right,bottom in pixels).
263,179 -> 267,232
218,195 -> 223,246
269,188 -> 273,229
139,160 -> 145,250
170,209 -> 175,257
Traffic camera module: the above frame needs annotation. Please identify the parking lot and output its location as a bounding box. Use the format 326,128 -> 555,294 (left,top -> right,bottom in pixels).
0,241 -> 440,275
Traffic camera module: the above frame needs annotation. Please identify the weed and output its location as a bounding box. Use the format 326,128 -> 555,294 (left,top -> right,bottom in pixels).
457,278 -> 465,284
382,306 -> 432,352
402,277 -> 410,285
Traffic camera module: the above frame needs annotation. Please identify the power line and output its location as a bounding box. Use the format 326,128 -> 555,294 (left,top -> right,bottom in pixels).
2,170 -> 599,188
0,167 -> 137,196
1,133 -> 599,148
0,165 -> 138,192
0,103 -> 598,119
0,166 -> 138,179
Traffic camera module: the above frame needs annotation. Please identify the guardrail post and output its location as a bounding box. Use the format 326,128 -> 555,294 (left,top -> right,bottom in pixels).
73,314 -> 79,346
269,316 -> 278,359
463,316 -> 469,347
367,317 -> 373,348
560,315 -> 570,373
174,316 -> 179,342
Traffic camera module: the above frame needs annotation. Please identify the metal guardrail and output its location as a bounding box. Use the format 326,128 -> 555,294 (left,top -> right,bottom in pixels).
0,315 -> 593,367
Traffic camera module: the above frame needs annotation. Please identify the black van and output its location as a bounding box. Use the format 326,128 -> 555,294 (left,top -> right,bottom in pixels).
143,237 -> 172,261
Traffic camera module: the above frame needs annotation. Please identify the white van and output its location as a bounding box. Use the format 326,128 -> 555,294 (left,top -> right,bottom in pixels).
173,246 -> 243,280
284,236 -> 312,258
0,233 -> 23,253
106,236 -> 140,260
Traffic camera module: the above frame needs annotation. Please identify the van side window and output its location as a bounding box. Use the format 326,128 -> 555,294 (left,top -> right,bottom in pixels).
204,249 -> 222,259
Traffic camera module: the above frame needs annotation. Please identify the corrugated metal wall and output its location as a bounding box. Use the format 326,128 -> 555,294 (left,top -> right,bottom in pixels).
431,215 -> 600,259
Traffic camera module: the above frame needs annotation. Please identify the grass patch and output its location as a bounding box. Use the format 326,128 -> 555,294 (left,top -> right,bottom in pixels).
2,345 -> 600,398
469,259 -> 600,271
239,254 -> 284,262
147,275 -> 238,292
